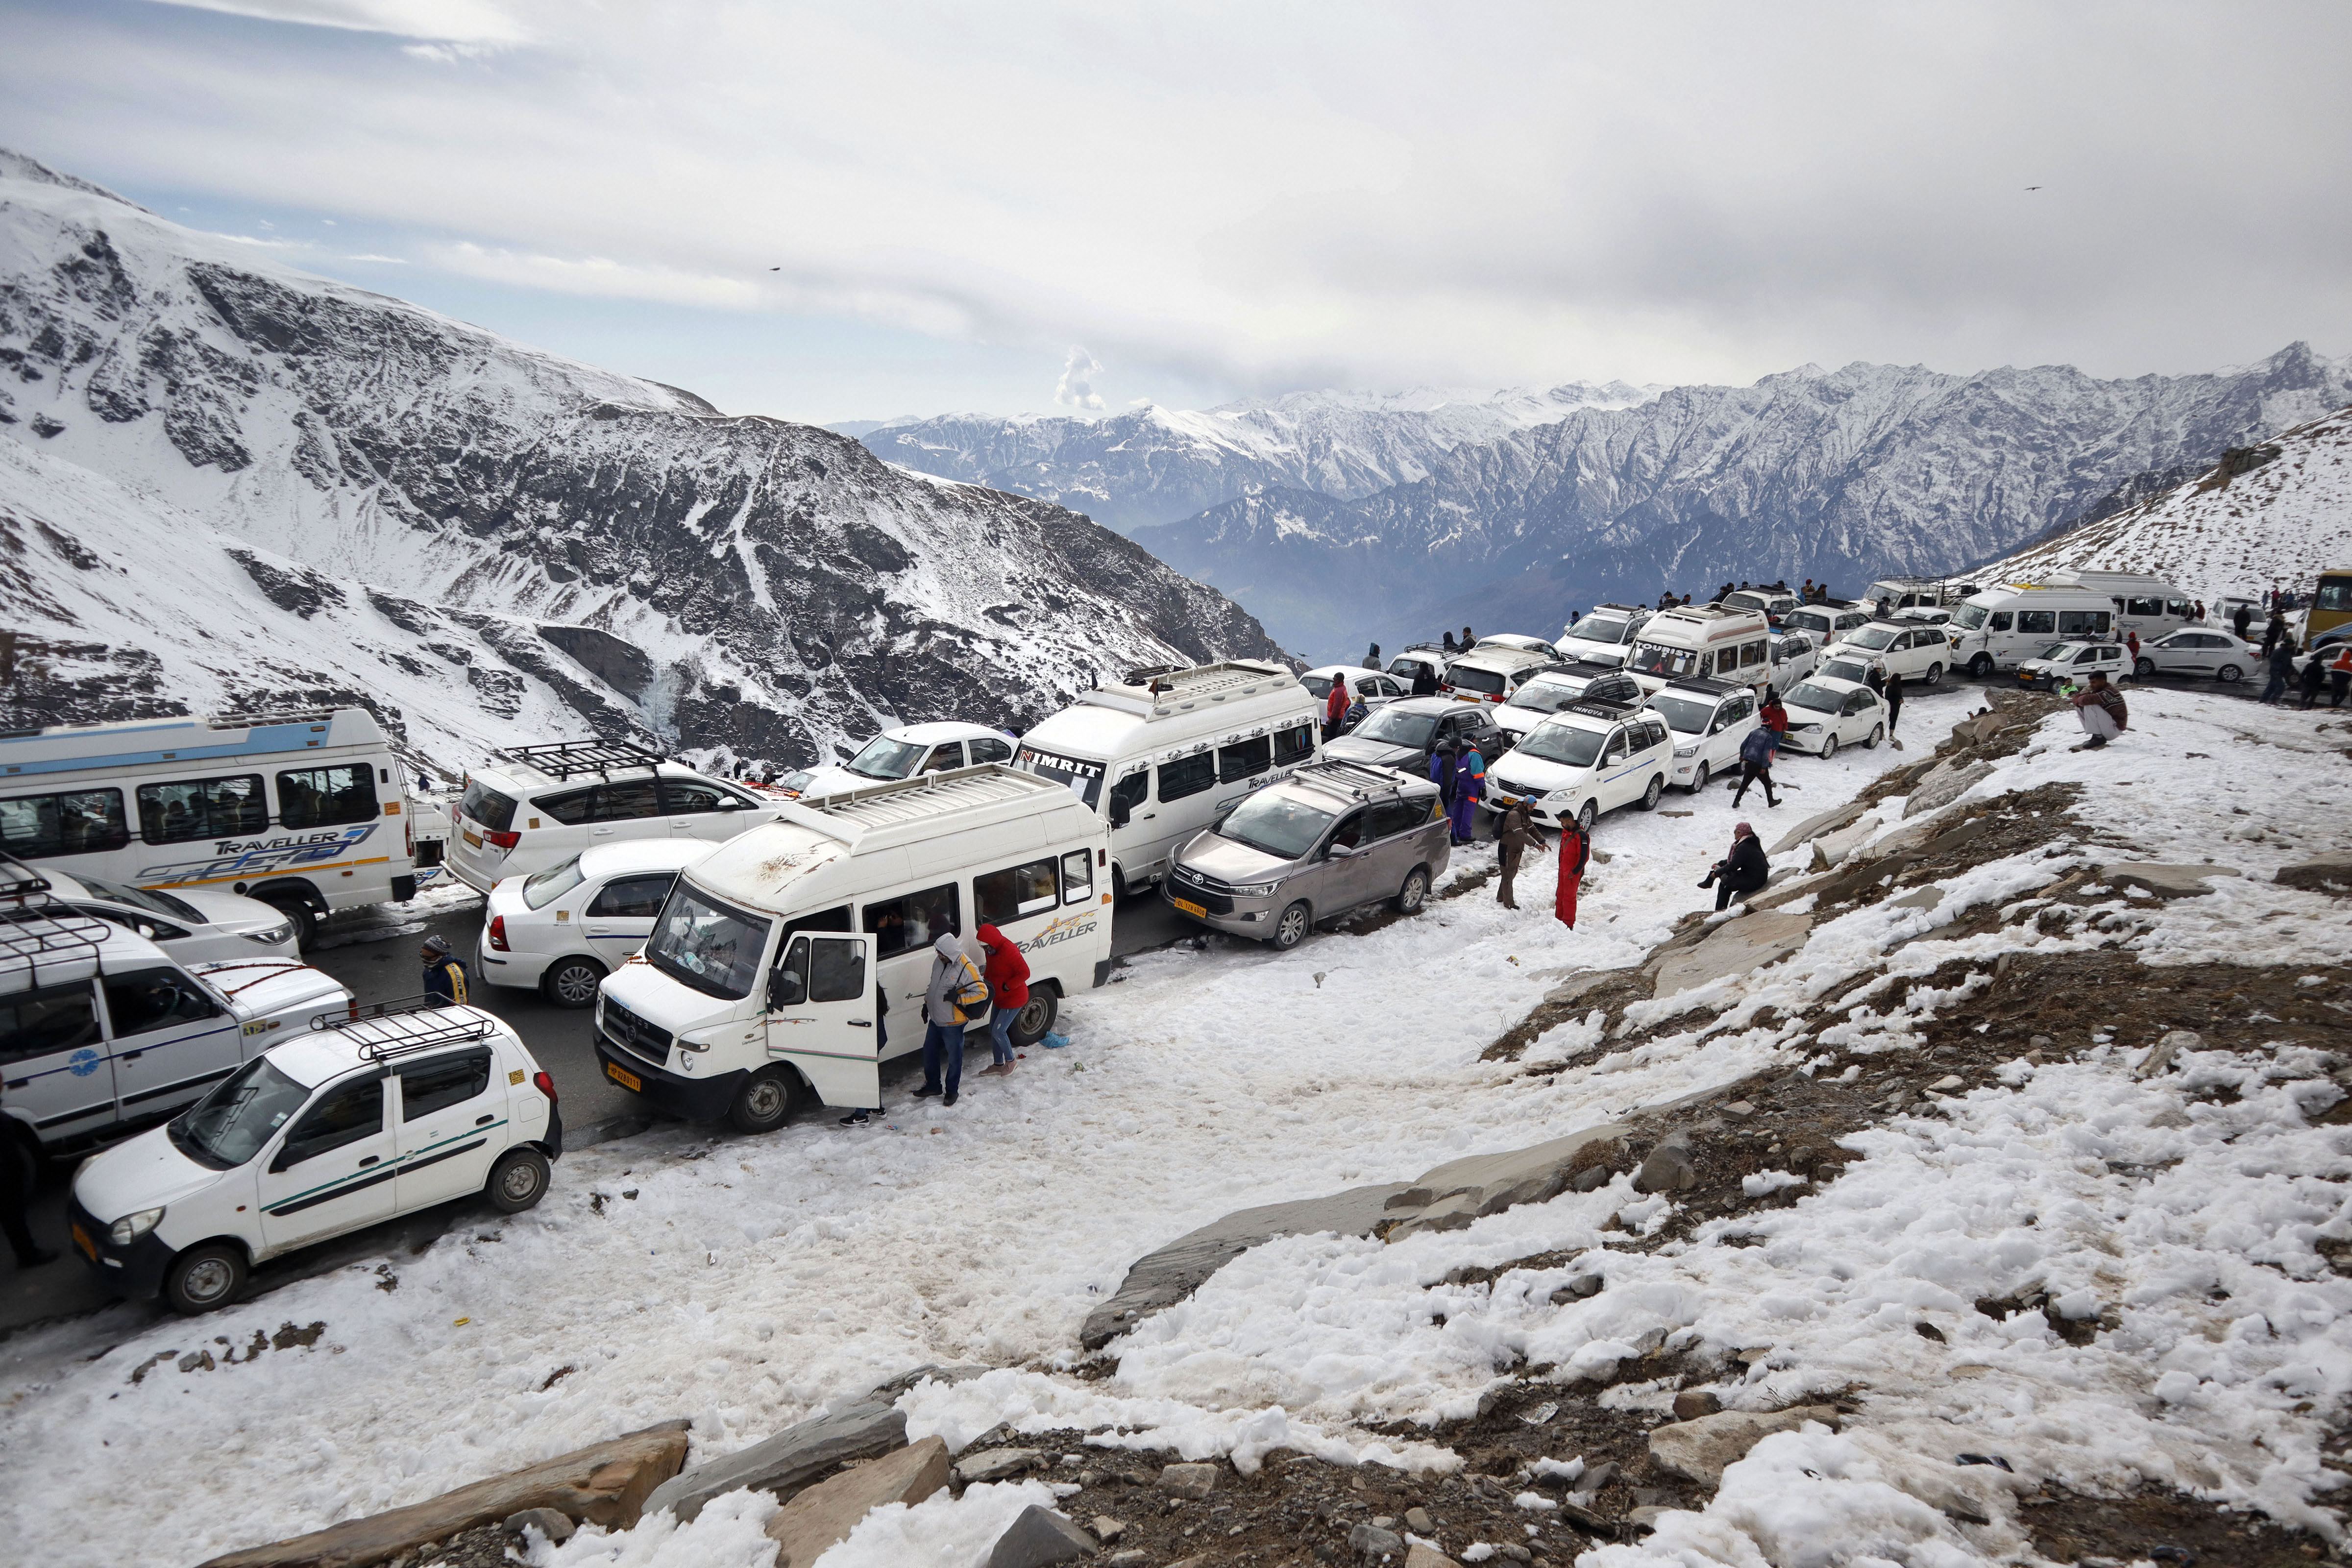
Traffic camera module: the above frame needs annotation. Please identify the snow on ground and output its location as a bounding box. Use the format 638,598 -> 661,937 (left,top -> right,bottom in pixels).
0,697 -> 1959,1566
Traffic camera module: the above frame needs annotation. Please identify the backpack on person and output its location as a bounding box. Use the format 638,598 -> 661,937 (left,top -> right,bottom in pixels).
947,953 -> 989,1025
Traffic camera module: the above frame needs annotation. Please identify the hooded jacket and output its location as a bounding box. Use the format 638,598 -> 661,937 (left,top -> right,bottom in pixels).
1722,831 -> 1769,894
976,923 -> 1030,1011
924,931 -> 988,1026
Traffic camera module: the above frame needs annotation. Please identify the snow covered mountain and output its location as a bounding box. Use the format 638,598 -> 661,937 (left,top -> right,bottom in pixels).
0,150 -> 1283,775
1978,401 -> 2352,601
852,382 -> 1662,534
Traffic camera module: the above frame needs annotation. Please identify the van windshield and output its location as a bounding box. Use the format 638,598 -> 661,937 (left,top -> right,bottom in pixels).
1353,708 -> 1438,748
1017,747 -> 1105,809
1517,723 -> 1607,768
460,781 -> 516,833
646,884 -> 772,1000
1627,641 -> 1699,678
845,735 -> 926,781
79,876 -> 202,923
1218,792 -> 1337,861
1950,604 -> 1989,631
523,857 -> 586,910
170,1055 -> 311,1170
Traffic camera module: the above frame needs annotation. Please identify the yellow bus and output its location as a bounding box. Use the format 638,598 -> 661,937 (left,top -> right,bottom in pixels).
2309,567 -> 2352,644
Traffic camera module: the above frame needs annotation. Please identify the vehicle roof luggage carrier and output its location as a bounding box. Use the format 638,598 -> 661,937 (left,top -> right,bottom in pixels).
310,995 -> 497,1060
1288,759 -> 1423,806
497,738 -> 667,780
0,854 -> 108,984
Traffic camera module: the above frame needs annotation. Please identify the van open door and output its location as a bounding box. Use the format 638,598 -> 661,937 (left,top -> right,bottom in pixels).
764,931 -> 881,1110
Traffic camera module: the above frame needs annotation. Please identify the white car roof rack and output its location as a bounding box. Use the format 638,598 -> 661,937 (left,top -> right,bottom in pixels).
0,854 -> 110,985
498,738 -> 668,781
309,996 -> 498,1060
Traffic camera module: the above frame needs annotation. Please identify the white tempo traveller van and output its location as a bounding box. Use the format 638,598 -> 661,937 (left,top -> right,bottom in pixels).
0,709 -> 420,946
591,765 -> 1113,1133
1945,584 -> 2119,676
1015,662 -> 1320,897
1623,607 -> 1773,695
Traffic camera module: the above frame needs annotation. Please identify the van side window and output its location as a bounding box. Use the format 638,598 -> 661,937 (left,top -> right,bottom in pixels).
1060,850 -> 1094,905
1368,800 -> 1424,838
1272,724 -> 1315,766
1158,753 -> 1214,802
780,904 -> 852,941
276,1076 -> 383,1168
1740,641 -> 1765,667
592,781 -> 663,821
1988,612 -> 2012,632
102,968 -> 222,1034
0,789 -> 129,858
808,937 -> 865,1003
1327,811 -> 1366,851
399,1050 -> 491,1120
977,857 -> 1061,924
862,884 -> 958,959
2058,610 -> 2107,636
138,775 -> 267,845
1107,772 -> 1149,822
588,874 -> 676,918
536,787 -> 597,826
276,764 -> 378,830
1218,735 -> 1273,783
0,982 -> 100,1064
2125,596 -> 2163,616
969,736 -> 1013,765
2015,610 -> 2056,635
661,781 -> 744,814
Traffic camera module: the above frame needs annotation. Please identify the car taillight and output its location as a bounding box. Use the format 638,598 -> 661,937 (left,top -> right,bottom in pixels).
534,1070 -> 557,1104
488,915 -> 509,952
486,829 -> 521,850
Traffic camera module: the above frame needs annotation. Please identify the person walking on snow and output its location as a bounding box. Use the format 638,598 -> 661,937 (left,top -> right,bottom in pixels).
1323,672 -> 1350,742
1555,813 -> 1590,929
1698,822 -> 1770,911
2263,611 -> 2286,658
2071,671 -> 2128,749
915,931 -> 987,1107
1760,688 -> 1789,738
1883,672 -> 1905,748
974,923 -> 1029,1077
1451,738 -> 1485,845
2232,603 -> 2253,642
1495,798 -> 1540,909
421,934 -> 468,1004
1429,738 -> 1459,815
2330,645 -> 2352,709
1731,722 -> 1780,808
2298,648 -> 2328,710
2261,639 -> 2296,704
2126,630 -> 2140,662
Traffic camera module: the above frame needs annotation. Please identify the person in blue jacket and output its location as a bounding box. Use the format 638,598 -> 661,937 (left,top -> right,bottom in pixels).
1428,738 -> 1459,815
1731,723 -> 1780,809
421,934 -> 469,1004
1451,740 -> 1485,845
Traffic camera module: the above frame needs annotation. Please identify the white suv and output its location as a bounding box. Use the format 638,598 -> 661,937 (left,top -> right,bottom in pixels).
1494,664 -> 1644,747
479,839 -> 707,1007
776,721 -> 1016,801
1482,703 -> 1674,832
68,1002 -> 561,1314
448,742 -> 783,893
1557,606 -> 1652,668
1836,621 -> 1951,686
1646,680 -> 1760,793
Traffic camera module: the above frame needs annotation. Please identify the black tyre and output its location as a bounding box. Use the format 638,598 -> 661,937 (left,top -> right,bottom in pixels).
2217,663 -> 2243,684
1111,865 -> 1129,903
163,1243 -> 247,1316
727,1067 -> 800,1135
1820,734 -> 1839,761
1865,725 -> 1884,750
485,1147 -> 551,1213
1575,799 -> 1597,833
540,956 -> 606,1009
1271,901 -> 1312,951
1923,662 -> 1943,688
2134,657 -> 2156,677
1638,775 -> 1663,811
263,898 -> 319,949
1394,866 -> 1429,915
1688,760 -> 1710,794
1009,987 -> 1058,1047
1968,653 -> 1994,678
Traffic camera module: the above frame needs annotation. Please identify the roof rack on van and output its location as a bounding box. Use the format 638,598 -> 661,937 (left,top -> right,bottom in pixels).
499,738 -> 667,780
1560,698 -> 1640,721
0,854 -> 54,905
0,904 -> 110,985
310,995 -> 498,1059
1289,759 -> 1418,804
1662,677 -> 1737,697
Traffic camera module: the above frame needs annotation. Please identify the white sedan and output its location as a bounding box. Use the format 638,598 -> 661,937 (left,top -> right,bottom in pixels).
2135,629 -> 2254,684
2017,641 -> 2128,691
1302,666 -> 1414,714
1777,677 -> 1888,760
479,839 -> 710,1006
36,866 -> 299,961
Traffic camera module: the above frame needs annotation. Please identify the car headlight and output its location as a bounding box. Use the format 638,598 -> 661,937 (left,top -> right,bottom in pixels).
1673,744 -> 1698,758
109,1207 -> 164,1246
244,919 -> 296,945
1795,723 -> 1824,734
1232,880 -> 1282,897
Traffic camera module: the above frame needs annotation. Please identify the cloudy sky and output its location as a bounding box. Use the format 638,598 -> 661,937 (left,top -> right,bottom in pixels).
3,0 -> 2347,423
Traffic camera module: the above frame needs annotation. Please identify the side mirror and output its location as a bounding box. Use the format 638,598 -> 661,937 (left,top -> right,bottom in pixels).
1109,802 -> 1130,829
768,969 -> 806,1010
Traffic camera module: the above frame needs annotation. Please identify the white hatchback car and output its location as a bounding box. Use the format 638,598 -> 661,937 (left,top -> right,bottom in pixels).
479,839 -> 709,1007
68,1002 -> 561,1314
1301,666 -> 1413,715
448,742 -> 784,893
776,721 -> 1016,802
1482,703 -> 1674,831
1646,679 -> 1761,792
35,866 -> 299,962
1837,622 -> 1951,686
2017,641 -> 2130,690
2136,629 -> 2254,684
1777,677 -> 1888,759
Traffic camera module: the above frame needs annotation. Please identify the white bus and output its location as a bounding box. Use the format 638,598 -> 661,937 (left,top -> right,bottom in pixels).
1622,606 -> 1774,695
591,765 -> 1113,1132
0,710 -> 419,946
1945,584 -> 2119,676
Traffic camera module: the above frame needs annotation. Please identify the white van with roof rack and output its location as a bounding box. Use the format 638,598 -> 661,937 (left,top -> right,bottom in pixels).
592,764 -> 1113,1133
0,709 -> 419,948
0,859 -> 349,1165
448,739 -> 786,895
1623,606 -> 1772,695
1014,662 -> 1320,898
67,998 -> 560,1314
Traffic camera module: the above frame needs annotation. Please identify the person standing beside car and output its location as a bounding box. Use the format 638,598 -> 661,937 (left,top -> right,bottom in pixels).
1495,798 -> 1539,909
1323,673 -> 1351,743
974,923 -> 1029,1077
1411,662 -> 1439,697
916,932 -> 986,1107
2330,645 -> 2352,709
1883,672 -> 1904,742
1555,813 -> 1590,929
1429,738 -> 1458,816
2232,603 -> 2253,642
1451,739 -> 1485,846
421,934 -> 468,1004
2262,639 -> 2296,705
2298,647 -> 2328,710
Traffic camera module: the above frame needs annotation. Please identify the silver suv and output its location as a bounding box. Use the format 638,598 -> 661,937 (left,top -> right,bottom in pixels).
1163,761 -> 1450,950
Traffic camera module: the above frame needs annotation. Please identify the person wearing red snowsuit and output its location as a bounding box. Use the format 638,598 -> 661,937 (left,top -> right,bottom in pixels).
975,923 -> 1030,1074
1555,817 -> 1591,929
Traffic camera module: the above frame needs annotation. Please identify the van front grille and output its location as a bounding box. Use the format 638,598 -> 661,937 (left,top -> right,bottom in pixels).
601,996 -> 673,1067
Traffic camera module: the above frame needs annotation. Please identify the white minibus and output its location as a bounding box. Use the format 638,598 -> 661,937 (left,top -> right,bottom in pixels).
2046,571 -> 2198,643
0,710 -> 419,946
1945,584 -> 2118,676
591,765 -> 1113,1133
1622,606 -> 1773,695
1015,661 -> 1321,898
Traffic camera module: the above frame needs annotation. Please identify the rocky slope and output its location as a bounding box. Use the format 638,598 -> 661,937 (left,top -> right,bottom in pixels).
0,150 -> 1283,773
1978,401 -> 2352,600
1120,350 -> 2352,660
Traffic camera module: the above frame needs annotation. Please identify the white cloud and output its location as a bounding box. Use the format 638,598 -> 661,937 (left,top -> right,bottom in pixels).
424,242 -> 765,310
1054,346 -> 1104,411
143,0 -> 526,43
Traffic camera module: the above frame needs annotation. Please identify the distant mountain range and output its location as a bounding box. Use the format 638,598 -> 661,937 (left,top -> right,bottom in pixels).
0,150 -> 1283,773
857,352 -> 2352,662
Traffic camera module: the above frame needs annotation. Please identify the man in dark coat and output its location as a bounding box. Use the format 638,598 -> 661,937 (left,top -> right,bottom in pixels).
1428,739 -> 1458,814
421,934 -> 468,1004
1495,799 -> 1538,909
2232,604 -> 2253,642
1700,822 -> 1770,910
1411,662 -> 1439,697
1883,672 -> 1905,741
1731,723 -> 1779,808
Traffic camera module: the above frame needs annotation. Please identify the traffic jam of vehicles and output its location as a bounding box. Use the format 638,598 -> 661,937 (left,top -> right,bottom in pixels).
5,563 -> 2327,1313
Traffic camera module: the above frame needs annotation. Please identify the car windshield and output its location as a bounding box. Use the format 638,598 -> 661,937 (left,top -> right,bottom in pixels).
1217,791 -> 1338,861
170,1055 -> 312,1170
1504,681 -> 1581,714
645,884 -> 772,1000
845,735 -> 926,780
1787,683 -> 1845,714
1353,708 -> 1438,748
1449,664 -> 1506,695
523,856 -> 586,910
1847,627 -> 1898,650
1517,722 -> 1607,768
1649,694 -> 1716,734
79,876 -> 202,923
1575,619 -> 1634,645
1627,641 -> 1700,677
1951,604 -> 1989,630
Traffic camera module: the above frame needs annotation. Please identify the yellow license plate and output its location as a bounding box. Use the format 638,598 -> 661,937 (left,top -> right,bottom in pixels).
71,1222 -> 95,1261
605,1061 -> 643,1093
1171,897 -> 1207,918
462,829 -> 483,848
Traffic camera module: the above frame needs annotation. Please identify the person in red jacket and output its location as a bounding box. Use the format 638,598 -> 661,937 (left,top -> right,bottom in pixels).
975,923 -> 1031,1076
1323,673 -> 1351,742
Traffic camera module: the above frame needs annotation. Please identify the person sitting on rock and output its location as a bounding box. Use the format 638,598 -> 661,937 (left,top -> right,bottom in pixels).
1698,822 -> 1769,911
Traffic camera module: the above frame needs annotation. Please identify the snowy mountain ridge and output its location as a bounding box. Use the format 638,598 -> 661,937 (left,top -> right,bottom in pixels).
0,150 -> 1284,772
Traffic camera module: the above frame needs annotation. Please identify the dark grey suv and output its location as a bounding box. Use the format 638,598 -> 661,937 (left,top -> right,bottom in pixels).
1163,761 -> 1450,950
